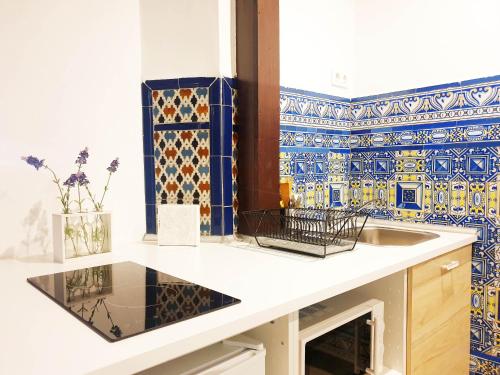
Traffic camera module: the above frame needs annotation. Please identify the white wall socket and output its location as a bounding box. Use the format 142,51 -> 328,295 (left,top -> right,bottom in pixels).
331,70 -> 348,88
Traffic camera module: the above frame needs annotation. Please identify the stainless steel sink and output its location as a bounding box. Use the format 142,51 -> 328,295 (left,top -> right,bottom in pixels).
357,227 -> 439,246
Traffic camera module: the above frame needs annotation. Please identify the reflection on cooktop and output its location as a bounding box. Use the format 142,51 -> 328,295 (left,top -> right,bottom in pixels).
27,261 -> 240,342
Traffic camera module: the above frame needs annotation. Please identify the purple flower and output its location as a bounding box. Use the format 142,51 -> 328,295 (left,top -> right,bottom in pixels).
63,174 -> 78,187
76,147 -> 89,165
107,158 -> 119,173
21,155 -> 45,170
77,171 -> 89,186
63,172 -> 89,187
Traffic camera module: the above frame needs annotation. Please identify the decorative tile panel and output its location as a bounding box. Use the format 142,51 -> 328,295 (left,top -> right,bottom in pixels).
232,88 -> 238,125
232,131 -> 238,232
279,75 -> 500,371
142,77 -> 237,237
470,355 -> 499,375
154,129 -> 211,234
279,151 -> 349,210
351,77 -> 500,129
152,88 -> 210,124
280,129 -> 351,150
280,87 -> 351,130
351,120 -> 500,150
231,83 -> 239,233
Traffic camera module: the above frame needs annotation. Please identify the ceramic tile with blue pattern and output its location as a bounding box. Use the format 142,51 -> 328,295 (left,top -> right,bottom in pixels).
466,154 -> 490,175
209,155 -> 222,206
211,206 -> 222,236
350,159 -> 363,174
396,182 -> 423,210
295,160 -> 305,175
279,77 -> 499,367
223,206 -> 233,236
315,161 -> 324,175
432,155 -> 452,175
374,158 -> 390,175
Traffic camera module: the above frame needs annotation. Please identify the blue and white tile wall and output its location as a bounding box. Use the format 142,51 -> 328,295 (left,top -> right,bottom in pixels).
142,77 -> 237,237
279,75 -> 500,374
280,87 -> 351,209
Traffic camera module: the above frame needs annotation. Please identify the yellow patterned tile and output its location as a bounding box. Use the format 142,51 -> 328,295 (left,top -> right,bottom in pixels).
350,180 -> 361,207
362,179 -> 374,203
423,179 -> 432,213
486,286 -> 497,322
374,180 -> 388,209
470,354 -> 500,375
496,287 -> 500,324
389,173 -> 430,221
328,152 -> 347,176
491,333 -> 500,357
487,180 -> 497,219
328,174 -> 344,183
450,175 -> 468,217
323,182 -> 329,208
395,150 -> 424,158
315,182 -> 324,208
395,156 -> 425,173
469,182 -> 487,216
471,285 -> 484,317
388,179 -> 397,209
306,182 -> 315,208
433,181 -> 449,214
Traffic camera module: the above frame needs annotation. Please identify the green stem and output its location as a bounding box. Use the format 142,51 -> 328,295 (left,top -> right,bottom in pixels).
80,220 -> 91,254
74,164 -> 92,255
77,165 -> 82,213
65,184 -> 71,212
65,217 -> 79,257
45,165 -> 70,214
97,215 -> 107,253
82,185 -> 108,254
98,172 -> 112,211
84,185 -> 100,212
83,186 -> 107,253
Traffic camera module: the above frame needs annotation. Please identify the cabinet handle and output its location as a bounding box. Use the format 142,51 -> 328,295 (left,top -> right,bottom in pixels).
442,260 -> 460,271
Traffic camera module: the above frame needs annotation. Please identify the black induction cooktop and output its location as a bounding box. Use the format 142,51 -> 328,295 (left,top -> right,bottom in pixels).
27,261 -> 240,342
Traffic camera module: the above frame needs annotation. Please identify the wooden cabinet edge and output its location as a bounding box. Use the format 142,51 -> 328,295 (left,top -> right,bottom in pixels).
406,244 -> 472,375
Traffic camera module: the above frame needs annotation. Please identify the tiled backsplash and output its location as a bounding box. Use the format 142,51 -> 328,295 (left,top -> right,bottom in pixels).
152,87 -> 210,124
142,77 -> 237,236
153,129 -> 212,233
280,87 -> 351,209
279,75 -> 500,373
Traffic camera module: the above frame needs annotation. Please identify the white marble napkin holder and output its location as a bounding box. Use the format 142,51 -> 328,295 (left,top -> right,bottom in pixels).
157,204 -> 200,246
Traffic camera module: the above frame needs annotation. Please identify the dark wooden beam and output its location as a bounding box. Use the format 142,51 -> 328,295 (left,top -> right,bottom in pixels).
236,0 -> 280,234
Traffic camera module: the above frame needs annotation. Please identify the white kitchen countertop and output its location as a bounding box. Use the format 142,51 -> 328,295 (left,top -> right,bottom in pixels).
0,221 -> 476,375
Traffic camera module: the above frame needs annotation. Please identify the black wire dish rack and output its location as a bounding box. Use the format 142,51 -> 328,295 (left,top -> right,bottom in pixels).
242,208 -> 369,258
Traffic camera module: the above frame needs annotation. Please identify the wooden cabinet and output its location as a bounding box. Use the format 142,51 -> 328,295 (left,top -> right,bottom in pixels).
406,245 -> 472,375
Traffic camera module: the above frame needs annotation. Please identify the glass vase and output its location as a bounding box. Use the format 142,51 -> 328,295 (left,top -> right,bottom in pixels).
52,212 -> 111,263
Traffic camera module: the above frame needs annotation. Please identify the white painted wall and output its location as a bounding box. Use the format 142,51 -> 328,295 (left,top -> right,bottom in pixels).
281,0 -> 500,97
218,0 -> 236,78
0,0 -> 143,258
140,0 -> 235,80
353,0 -> 500,97
280,0 -> 355,97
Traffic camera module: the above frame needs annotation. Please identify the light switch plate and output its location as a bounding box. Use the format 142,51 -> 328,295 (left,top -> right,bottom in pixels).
157,204 -> 200,246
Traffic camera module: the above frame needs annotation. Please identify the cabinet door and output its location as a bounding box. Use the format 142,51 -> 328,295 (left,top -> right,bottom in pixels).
406,245 -> 471,375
